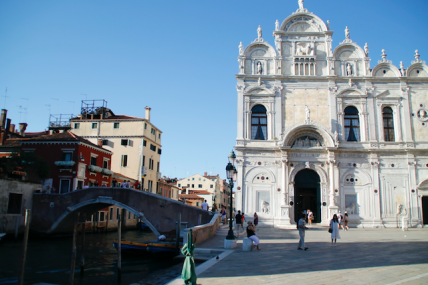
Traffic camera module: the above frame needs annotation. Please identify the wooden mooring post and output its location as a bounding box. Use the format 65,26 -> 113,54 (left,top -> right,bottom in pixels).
117,213 -> 122,280
18,209 -> 31,285
175,213 -> 181,255
80,214 -> 86,276
69,212 -> 80,285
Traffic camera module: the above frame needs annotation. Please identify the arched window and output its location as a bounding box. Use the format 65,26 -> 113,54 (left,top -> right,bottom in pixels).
383,107 -> 395,142
344,106 -> 360,142
251,105 -> 267,140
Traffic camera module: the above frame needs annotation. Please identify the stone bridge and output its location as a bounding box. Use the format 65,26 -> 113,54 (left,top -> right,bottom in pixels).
31,187 -> 213,237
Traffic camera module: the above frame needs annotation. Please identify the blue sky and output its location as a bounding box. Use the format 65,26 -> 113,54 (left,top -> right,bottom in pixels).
0,0 -> 427,180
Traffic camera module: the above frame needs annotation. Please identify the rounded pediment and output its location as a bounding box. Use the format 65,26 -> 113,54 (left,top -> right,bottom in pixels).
280,13 -> 327,33
407,62 -> 428,78
283,124 -> 335,148
333,43 -> 365,59
244,42 -> 277,58
372,63 -> 401,77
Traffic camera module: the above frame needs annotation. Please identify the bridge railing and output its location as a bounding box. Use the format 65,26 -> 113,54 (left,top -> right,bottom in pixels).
182,213 -> 221,246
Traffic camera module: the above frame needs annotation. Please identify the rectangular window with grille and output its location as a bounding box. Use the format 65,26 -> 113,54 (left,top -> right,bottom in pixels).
113,122 -> 119,129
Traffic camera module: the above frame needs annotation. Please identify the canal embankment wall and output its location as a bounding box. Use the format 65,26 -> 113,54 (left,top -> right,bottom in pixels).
0,179 -> 42,235
182,213 -> 221,246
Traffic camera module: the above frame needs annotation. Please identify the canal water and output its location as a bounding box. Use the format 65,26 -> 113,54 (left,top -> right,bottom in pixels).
0,230 -> 180,284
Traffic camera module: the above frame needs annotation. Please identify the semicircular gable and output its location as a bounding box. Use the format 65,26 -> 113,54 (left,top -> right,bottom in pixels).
372,63 -> 401,77
244,42 -> 276,57
280,13 -> 328,33
283,124 -> 335,148
245,167 -> 276,183
407,63 -> 428,78
333,44 -> 365,59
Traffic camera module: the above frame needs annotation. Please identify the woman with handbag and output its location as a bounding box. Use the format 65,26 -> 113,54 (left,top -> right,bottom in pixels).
329,214 -> 341,246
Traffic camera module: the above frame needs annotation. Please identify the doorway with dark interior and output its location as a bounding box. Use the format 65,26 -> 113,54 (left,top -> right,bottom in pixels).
294,169 -> 321,223
422,196 -> 428,225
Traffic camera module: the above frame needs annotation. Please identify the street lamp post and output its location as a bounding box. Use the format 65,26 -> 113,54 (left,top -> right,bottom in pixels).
225,150 -> 237,240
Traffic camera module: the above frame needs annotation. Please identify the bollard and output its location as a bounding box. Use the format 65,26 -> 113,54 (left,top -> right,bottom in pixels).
18,209 -> 30,285
69,212 -> 80,285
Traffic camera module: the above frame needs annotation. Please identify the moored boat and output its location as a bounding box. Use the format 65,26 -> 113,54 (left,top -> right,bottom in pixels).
0,233 -> 5,241
113,239 -> 182,255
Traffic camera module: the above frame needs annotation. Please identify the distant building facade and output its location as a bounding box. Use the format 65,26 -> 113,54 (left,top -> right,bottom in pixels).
235,2 -> 428,227
70,101 -> 162,193
177,173 -> 223,209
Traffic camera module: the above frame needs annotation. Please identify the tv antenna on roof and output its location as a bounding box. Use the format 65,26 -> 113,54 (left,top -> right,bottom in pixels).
17,105 -> 25,123
3,88 -> 9,109
51,98 -> 59,114
21,98 -> 29,122
68,101 -> 75,114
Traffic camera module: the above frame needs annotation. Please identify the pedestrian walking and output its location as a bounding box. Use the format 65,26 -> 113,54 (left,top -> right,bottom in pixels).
308,209 -> 314,226
201,200 -> 209,211
247,221 -> 260,250
297,214 -> 308,251
254,212 -> 259,228
212,203 -> 218,213
329,214 -> 341,246
112,178 -> 117,187
235,210 -> 242,237
344,211 -> 349,231
337,210 -> 344,230
220,207 -> 227,224
241,212 -> 246,226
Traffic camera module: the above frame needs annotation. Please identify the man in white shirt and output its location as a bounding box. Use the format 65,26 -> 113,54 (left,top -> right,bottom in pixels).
201,200 -> 209,211
297,214 -> 309,251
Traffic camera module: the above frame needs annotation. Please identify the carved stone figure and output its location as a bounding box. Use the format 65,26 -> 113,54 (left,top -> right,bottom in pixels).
261,200 -> 270,214
333,131 -> 338,144
239,42 -> 244,55
298,0 -> 304,10
305,105 -> 310,121
326,20 -> 330,31
346,63 -> 352,76
305,161 -> 310,169
397,204 -> 403,215
257,61 -> 262,75
305,44 -> 312,56
418,109 -> 427,119
400,61 -> 405,76
345,202 -> 356,215
275,19 -> 279,31
364,43 -> 369,57
345,26 -> 350,39
257,25 -> 262,39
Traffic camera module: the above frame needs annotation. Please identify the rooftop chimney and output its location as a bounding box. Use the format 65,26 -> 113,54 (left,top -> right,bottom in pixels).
9,124 -> 15,134
4,119 -> 11,143
204,172 -> 207,176
98,139 -> 103,147
19,123 -> 27,137
0,109 -> 7,129
145,106 -> 151,122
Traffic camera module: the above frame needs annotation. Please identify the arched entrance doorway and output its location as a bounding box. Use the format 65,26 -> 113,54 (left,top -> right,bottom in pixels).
294,169 -> 321,223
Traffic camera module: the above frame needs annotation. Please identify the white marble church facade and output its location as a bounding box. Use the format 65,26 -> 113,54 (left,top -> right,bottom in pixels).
234,2 -> 428,228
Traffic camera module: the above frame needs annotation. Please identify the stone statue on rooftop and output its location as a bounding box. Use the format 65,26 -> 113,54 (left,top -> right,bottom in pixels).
257,25 -> 262,39
298,0 -> 304,10
345,26 -> 350,39
275,20 -> 279,31
239,42 -> 244,55
364,43 -> 369,57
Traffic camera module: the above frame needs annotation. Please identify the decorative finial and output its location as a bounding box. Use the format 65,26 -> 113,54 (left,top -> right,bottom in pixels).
239,42 -> 244,55
275,20 -> 279,31
364,43 -> 369,57
381,49 -> 387,60
345,26 -> 350,39
415,49 -> 420,61
257,25 -> 262,39
400,61 -> 405,76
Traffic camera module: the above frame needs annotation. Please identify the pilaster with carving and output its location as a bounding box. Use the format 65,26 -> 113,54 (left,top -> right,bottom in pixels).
394,103 -> 403,142
370,156 -> 382,227
327,152 -> 338,218
407,155 -> 420,226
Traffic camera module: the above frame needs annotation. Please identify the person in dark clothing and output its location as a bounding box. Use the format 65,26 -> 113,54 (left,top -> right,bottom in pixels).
112,178 -> 117,187
235,210 -> 243,237
247,221 -> 260,250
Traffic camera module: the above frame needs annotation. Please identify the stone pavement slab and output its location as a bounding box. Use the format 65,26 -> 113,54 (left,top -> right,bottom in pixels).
168,226 -> 428,285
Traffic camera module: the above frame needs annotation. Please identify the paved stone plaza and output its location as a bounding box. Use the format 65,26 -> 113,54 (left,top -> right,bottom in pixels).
190,226 -> 428,285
